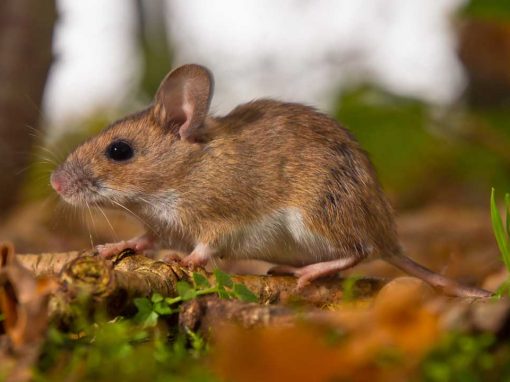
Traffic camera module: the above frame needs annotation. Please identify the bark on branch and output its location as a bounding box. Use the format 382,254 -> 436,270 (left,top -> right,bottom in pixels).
16,249 -> 386,317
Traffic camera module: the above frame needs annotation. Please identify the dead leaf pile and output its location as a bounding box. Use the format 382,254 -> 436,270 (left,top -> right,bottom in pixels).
212,278 -> 441,382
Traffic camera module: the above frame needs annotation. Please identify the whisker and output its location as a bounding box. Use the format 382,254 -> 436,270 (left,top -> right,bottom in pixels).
82,208 -> 94,250
24,124 -> 45,141
89,233 -> 94,250
137,195 -> 155,206
32,150 -> 59,166
94,202 -> 118,241
101,195 -> 161,240
16,164 -> 35,176
32,158 -> 57,167
37,145 -> 60,158
108,199 -> 151,229
85,199 -> 97,233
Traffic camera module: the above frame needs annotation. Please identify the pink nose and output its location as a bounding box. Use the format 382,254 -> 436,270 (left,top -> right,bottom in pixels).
50,172 -> 63,193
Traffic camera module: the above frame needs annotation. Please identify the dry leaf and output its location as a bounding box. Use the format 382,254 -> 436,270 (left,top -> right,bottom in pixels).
0,242 -> 58,382
212,276 -> 440,382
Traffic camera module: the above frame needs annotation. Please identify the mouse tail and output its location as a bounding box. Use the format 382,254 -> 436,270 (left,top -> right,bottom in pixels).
383,252 -> 493,298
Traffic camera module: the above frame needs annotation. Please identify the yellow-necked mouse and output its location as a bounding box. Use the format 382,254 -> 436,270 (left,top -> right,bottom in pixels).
50,64 -> 491,297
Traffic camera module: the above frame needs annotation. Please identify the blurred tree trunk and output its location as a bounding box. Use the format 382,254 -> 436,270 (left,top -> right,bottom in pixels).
458,18 -> 510,106
0,0 -> 56,216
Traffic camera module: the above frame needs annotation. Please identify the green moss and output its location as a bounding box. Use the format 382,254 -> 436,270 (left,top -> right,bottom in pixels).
420,332 -> 510,381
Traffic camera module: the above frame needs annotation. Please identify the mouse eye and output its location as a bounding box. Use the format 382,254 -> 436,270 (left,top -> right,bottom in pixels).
106,140 -> 134,161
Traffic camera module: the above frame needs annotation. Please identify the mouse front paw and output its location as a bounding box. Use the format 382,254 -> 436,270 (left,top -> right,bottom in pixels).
96,234 -> 154,258
95,241 -> 133,258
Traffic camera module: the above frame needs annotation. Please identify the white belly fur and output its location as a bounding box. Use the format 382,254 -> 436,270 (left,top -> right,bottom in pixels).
218,208 -> 338,266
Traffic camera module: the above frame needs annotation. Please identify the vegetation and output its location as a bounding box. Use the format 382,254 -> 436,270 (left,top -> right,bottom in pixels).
32,269 -> 254,381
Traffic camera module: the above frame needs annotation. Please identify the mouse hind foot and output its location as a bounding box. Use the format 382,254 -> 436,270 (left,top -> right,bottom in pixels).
268,257 -> 362,289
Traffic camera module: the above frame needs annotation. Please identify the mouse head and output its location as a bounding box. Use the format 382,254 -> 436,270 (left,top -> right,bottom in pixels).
50,64 -> 214,207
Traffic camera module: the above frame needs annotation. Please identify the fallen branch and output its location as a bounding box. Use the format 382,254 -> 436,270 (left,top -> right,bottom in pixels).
50,251 -> 188,322
16,249 -> 385,315
179,295 -> 296,335
15,251 -> 86,275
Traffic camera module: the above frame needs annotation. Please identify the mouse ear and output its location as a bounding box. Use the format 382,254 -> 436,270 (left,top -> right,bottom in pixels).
154,64 -> 214,142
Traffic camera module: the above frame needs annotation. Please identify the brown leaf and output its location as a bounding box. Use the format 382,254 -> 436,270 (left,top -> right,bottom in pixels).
0,241 -> 58,382
212,277 -> 440,382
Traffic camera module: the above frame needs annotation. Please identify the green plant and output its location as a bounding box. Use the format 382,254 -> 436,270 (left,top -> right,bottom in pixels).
34,309 -> 218,382
420,332 -> 497,382
134,270 -> 258,327
31,270 -> 257,381
490,188 -> 510,270
341,275 -> 362,302
490,188 -> 510,296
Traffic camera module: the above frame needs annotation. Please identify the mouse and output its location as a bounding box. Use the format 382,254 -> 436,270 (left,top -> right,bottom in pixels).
50,64 -> 492,298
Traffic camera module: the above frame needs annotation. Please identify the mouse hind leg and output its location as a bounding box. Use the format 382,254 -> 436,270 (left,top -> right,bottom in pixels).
269,257 -> 363,289
268,207 -> 369,288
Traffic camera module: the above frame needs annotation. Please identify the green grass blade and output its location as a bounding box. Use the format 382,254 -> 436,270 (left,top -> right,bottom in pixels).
491,188 -> 510,270
505,193 -> 510,237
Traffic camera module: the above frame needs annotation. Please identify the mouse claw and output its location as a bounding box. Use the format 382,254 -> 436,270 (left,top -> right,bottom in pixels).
158,250 -> 186,264
181,254 -> 208,270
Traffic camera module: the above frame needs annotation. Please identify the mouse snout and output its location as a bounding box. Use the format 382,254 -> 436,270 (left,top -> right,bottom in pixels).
50,164 -> 98,204
50,170 -> 66,194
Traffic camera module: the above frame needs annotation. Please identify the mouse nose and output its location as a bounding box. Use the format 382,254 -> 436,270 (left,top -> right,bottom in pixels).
50,171 -> 64,193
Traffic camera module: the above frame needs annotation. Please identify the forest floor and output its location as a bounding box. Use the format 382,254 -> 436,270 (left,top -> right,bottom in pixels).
0,201 -> 509,382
